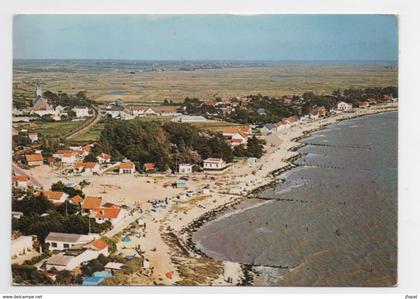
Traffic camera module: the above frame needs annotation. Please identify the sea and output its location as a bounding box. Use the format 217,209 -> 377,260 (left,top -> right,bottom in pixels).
192,111 -> 398,286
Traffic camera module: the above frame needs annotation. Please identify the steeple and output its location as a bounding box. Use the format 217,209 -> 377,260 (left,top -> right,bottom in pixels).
35,80 -> 42,98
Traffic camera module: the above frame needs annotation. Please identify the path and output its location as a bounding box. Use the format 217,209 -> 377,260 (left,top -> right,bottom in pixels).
65,105 -> 100,140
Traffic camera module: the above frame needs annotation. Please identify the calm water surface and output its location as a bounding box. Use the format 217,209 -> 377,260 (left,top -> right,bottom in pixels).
193,111 -> 397,286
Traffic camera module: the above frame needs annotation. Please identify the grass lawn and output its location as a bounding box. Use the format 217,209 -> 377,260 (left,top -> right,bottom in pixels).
34,120 -> 87,138
190,121 -> 243,132
68,121 -> 105,143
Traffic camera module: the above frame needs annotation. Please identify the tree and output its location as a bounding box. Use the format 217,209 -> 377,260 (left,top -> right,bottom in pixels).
246,136 -> 266,158
55,270 -> 75,285
83,153 -> 98,163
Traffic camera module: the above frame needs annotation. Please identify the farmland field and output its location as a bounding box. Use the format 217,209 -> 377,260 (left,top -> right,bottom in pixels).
13,60 -> 398,105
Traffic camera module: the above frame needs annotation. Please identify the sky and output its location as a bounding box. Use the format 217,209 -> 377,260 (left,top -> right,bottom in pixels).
13,15 -> 398,61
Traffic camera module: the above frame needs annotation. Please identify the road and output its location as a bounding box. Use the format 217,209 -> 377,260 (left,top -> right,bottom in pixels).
12,162 -> 44,189
103,211 -> 141,238
65,105 -> 101,140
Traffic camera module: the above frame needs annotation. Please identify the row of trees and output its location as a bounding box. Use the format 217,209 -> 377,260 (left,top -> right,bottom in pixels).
42,90 -> 94,109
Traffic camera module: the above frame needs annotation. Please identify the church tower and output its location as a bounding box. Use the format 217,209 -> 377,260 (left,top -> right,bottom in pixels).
35,80 -> 42,98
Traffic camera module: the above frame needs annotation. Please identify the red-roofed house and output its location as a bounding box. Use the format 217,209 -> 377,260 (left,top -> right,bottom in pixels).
222,126 -> 250,146
12,175 -> 31,190
42,191 -> 69,205
92,207 -> 127,226
73,162 -> 100,176
96,153 -> 111,164
25,154 -> 43,167
82,196 -> 102,213
358,101 -> 369,108
70,195 -> 83,205
119,162 -> 136,175
143,163 -> 155,173
84,239 -> 109,255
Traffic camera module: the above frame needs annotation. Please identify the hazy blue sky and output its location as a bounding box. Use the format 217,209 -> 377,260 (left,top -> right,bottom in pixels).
13,15 -> 398,61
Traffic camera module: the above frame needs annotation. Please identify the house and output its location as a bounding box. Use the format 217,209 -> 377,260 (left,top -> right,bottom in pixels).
178,163 -> 193,174
97,153 -> 111,164
104,262 -> 124,273
203,158 -> 231,173
73,162 -> 100,175
285,115 -> 300,126
368,99 -> 377,105
276,120 -> 290,131
154,106 -> 181,117
42,191 -> 69,206
62,152 -> 78,164
70,195 -> 83,205
143,163 -> 155,173
358,101 -> 369,108
27,132 -> 38,142
175,179 -> 187,188
105,104 -> 126,118
12,211 -> 24,219
257,108 -> 266,116
45,239 -> 108,271
53,150 -> 81,163
11,236 -> 34,258
45,232 -> 98,251
337,101 -> 353,111
72,106 -> 90,118
12,175 -> 31,190
82,196 -> 102,213
25,154 -> 43,166
92,207 -> 127,226
222,126 -> 251,146
260,123 -> 276,135
144,107 -> 157,116
119,161 -> 135,174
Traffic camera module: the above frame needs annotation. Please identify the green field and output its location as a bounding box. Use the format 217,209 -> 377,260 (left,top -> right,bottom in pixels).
34,120 -> 88,138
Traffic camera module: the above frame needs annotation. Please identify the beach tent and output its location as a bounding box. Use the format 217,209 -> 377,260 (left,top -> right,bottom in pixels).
165,271 -> 173,279
122,236 -> 131,243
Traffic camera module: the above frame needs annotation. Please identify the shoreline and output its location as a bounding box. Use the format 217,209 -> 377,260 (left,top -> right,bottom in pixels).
171,104 -> 398,285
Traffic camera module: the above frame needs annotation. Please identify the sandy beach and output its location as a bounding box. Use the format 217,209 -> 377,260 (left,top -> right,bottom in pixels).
27,103 -> 398,285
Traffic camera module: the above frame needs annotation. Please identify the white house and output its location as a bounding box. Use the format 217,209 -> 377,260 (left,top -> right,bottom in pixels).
11,236 -> 34,258
178,163 -> 193,174
337,101 -> 353,111
27,132 -> 38,142
45,232 -> 99,251
42,191 -> 69,206
25,154 -> 43,167
119,162 -> 135,175
261,123 -> 277,135
73,106 -> 90,118
96,153 -> 111,164
12,175 -> 31,190
53,150 -> 80,163
203,158 -> 231,173
45,239 -> 109,271
92,207 -> 127,226
73,162 -> 100,176
276,120 -> 290,131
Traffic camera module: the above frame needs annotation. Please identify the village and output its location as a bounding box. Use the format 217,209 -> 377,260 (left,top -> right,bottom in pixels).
11,81 -> 399,286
